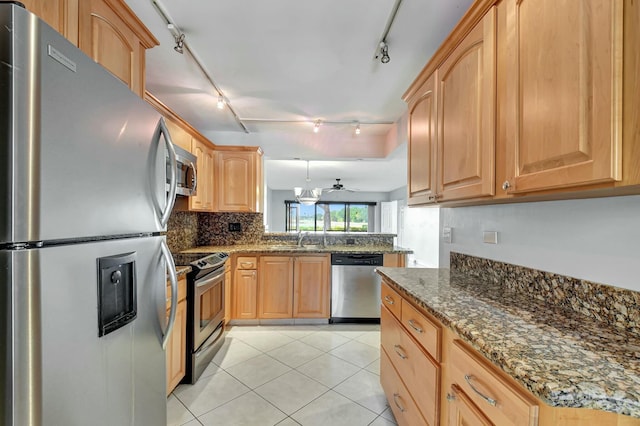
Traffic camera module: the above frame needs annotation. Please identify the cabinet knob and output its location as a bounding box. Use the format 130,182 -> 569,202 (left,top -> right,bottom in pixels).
428,194 -> 441,202
502,181 -> 511,191
446,393 -> 456,402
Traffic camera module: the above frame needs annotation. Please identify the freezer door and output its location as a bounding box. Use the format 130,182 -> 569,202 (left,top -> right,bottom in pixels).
1,237 -> 168,426
0,5 -> 171,244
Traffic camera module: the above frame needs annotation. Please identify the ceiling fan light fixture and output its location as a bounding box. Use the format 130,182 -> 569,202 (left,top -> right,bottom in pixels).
313,120 -> 321,133
355,122 -> 361,135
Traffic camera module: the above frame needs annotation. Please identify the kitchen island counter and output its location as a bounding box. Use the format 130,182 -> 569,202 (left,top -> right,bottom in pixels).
376,264 -> 640,419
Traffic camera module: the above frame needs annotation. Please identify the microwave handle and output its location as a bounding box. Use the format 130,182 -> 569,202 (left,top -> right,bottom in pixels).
188,161 -> 198,194
156,117 -> 177,228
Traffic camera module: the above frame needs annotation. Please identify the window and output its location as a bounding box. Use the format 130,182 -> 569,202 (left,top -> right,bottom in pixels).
285,201 -> 375,232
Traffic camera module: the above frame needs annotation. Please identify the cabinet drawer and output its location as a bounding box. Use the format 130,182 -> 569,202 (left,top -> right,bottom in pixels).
236,256 -> 257,269
381,281 -> 402,319
401,298 -> 441,362
450,339 -> 538,426
381,306 -> 439,426
380,348 -> 429,426
166,276 -> 187,310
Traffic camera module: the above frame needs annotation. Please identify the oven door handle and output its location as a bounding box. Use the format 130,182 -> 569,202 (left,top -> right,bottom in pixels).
161,240 -> 178,350
196,268 -> 225,288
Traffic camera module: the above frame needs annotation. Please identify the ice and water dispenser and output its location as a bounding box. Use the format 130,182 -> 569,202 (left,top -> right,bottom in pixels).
97,252 -> 137,337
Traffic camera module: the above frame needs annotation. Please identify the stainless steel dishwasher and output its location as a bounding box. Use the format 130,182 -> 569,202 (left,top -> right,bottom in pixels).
331,253 -> 384,323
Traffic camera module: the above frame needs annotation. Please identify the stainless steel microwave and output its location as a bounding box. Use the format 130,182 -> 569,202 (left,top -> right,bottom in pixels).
166,144 -> 197,196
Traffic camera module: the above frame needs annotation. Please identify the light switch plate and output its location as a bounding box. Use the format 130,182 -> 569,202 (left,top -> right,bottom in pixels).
483,231 -> 498,244
443,227 -> 452,244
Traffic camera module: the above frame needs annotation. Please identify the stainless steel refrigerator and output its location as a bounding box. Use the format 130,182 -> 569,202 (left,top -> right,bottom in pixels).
0,3 -> 180,425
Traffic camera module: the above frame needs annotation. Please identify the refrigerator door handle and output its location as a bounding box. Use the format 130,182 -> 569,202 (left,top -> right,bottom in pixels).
161,240 -> 178,350
156,117 -> 177,228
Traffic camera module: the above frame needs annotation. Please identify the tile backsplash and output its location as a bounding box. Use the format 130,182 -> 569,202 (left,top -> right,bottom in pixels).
450,252 -> 640,336
166,211 -> 198,253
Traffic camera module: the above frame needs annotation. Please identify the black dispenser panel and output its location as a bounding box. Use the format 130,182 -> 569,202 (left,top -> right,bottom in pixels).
97,252 -> 137,337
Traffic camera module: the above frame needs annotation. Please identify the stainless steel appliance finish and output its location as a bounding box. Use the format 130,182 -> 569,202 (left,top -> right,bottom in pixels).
186,253 -> 228,384
331,253 -> 384,322
0,4 -> 178,425
167,144 -> 198,197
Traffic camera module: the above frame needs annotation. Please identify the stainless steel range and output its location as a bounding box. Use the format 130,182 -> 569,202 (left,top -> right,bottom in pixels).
185,252 -> 228,384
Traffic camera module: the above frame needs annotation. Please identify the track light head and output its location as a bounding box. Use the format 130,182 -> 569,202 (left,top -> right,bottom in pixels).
217,95 -> 225,109
168,24 -> 185,54
379,41 -> 390,64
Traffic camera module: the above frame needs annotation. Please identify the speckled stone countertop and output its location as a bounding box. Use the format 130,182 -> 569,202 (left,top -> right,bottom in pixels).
175,266 -> 191,278
174,244 -> 412,264
375,267 -> 640,418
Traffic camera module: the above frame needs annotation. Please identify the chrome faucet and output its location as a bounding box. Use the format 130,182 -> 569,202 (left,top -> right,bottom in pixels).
297,231 -> 306,247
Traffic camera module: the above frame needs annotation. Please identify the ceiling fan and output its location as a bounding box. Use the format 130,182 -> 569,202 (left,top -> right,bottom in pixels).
324,179 -> 357,193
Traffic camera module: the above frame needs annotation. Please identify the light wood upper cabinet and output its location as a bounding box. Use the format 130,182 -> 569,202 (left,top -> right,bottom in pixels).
165,119 -> 193,152
501,0 -> 623,194
258,256 -> 294,319
437,6 -> 496,202
21,0 -> 79,44
406,72 -> 438,205
293,255 -> 330,318
190,138 -> 214,211
215,149 -> 263,213
78,0 -> 158,97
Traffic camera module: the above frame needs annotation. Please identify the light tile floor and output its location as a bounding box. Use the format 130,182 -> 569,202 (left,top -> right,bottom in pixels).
167,324 -> 397,426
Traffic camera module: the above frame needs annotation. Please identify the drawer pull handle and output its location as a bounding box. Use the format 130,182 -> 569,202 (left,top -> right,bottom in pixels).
407,319 -> 423,333
384,295 -> 395,305
240,262 -> 254,268
464,374 -> 498,407
393,345 -> 407,360
392,393 -> 406,412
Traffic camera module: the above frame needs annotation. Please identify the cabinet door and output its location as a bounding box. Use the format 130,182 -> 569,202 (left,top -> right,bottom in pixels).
21,0 -> 79,44
78,0 -> 146,96
215,151 -> 256,212
446,384 -> 493,426
293,255 -> 330,318
233,269 -> 257,319
258,256 -> 293,319
165,119 -> 193,152
224,263 -> 231,324
190,139 -> 214,211
407,73 -> 438,205
437,7 -> 496,201
503,0 -> 622,194
166,299 -> 186,395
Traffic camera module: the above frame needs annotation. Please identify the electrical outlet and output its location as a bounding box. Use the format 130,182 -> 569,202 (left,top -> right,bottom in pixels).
228,223 -> 242,232
443,227 -> 452,244
346,238 -> 355,245
483,231 -> 498,244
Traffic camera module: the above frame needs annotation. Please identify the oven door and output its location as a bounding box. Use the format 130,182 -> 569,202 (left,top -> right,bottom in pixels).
193,267 -> 225,350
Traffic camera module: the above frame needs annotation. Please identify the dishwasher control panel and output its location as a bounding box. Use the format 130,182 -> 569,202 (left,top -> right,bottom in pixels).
331,253 -> 384,266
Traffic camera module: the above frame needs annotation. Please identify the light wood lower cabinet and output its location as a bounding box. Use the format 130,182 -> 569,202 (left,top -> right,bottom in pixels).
293,255 -> 330,318
381,348 -> 430,426
166,276 -> 187,396
233,256 -> 258,319
381,306 -> 439,426
258,256 -> 294,319
446,383 -> 493,426
232,254 -> 330,320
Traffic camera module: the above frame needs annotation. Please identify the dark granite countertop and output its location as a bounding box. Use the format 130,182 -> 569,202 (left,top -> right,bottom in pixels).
175,266 -> 191,278
375,267 -> 640,418
174,244 -> 412,264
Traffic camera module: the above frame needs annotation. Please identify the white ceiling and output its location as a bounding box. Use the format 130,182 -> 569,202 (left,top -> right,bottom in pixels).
124,0 -> 474,192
